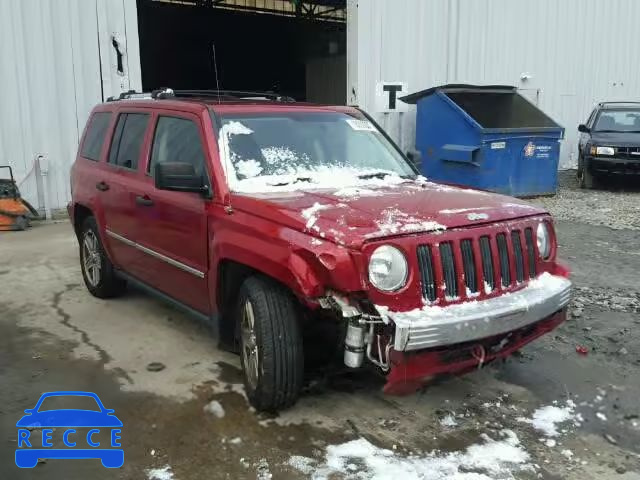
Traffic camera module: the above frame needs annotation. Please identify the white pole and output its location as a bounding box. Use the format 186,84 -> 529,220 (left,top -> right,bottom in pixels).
38,155 -> 52,221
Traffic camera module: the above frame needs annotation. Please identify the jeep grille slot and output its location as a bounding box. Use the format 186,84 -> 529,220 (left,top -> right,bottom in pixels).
496,233 -> 511,287
479,236 -> 495,291
511,231 -> 525,283
460,239 -> 478,294
417,245 -> 437,302
524,227 -> 536,278
439,242 -> 458,298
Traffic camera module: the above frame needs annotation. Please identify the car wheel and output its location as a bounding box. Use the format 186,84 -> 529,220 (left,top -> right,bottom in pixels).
79,216 -> 126,298
236,276 -> 304,411
578,159 -> 598,189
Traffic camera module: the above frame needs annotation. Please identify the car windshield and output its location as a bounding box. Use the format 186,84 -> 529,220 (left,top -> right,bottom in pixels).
214,111 -> 416,193
593,109 -> 640,132
37,395 -> 101,412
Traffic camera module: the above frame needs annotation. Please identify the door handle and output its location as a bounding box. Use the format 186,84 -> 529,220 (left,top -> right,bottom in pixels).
135,195 -> 154,207
96,181 -> 109,192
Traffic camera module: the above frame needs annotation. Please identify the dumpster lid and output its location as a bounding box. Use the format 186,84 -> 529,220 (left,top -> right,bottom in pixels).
402,84 -> 561,131
400,84 -> 515,104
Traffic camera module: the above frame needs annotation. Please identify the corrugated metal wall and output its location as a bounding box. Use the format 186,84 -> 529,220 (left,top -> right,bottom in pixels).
0,0 -> 141,212
348,0 -> 640,169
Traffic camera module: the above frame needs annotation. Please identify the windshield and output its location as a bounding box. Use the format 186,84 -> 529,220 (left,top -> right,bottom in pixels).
214,112 -> 416,193
594,109 -> 640,132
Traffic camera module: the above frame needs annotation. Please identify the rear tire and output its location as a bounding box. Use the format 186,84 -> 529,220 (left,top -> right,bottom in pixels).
79,216 -> 126,298
236,276 -> 304,411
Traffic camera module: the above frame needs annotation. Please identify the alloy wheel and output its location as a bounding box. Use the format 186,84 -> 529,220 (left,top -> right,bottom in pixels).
82,230 -> 102,287
241,300 -> 260,390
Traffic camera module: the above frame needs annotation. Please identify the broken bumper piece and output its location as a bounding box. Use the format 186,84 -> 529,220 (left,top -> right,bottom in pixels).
383,310 -> 567,395
382,273 -> 572,352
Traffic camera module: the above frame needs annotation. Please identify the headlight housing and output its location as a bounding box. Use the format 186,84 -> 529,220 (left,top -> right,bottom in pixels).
536,222 -> 552,259
590,146 -> 615,156
368,245 -> 408,292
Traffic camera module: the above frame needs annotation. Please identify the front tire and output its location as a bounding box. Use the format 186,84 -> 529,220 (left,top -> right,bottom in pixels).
236,276 -> 304,411
79,216 -> 126,298
578,157 -> 598,189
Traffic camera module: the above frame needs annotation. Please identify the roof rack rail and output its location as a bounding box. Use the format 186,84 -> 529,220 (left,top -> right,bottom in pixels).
598,101 -> 640,106
106,88 -> 295,103
165,89 -> 296,102
106,90 -> 154,102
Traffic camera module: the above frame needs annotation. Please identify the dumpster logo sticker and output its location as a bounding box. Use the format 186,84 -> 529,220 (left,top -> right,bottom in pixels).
15,391 -> 123,469
524,142 -> 536,157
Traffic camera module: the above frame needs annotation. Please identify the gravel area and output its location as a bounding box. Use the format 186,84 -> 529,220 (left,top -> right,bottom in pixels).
531,170 -> 640,230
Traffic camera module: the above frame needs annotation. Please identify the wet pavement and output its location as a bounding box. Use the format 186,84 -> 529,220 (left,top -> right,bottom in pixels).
1,182 -> 640,479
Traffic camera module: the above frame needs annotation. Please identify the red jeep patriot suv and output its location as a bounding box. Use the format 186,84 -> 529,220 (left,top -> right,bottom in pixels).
69,89 -> 572,411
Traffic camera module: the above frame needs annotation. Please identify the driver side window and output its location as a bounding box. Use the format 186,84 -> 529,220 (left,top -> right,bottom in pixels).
149,116 -> 207,179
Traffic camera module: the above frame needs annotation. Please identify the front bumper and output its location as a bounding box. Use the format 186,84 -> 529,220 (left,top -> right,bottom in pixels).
383,274 -> 571,351
587,156 -> 640,174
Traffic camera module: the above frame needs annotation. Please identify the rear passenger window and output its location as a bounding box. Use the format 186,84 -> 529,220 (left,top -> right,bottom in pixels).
108,113 -> 150,170
81,112 -> 111,161
149,116 -> 207,178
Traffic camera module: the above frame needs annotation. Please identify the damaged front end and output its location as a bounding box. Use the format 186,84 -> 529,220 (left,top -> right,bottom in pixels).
315,216 -> 572,396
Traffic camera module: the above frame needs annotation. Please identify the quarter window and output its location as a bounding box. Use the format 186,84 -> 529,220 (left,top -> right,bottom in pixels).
108,113 -> 150,170
149,116 -> 207,178
81,112 -> 112,161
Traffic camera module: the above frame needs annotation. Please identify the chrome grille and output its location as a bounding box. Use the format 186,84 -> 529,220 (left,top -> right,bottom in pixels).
511,230 -> 525,283
496,233 -> 511,287
417,245 -> 437,301
439,242 -> 458,298
417,224 -> 540,302
460,239 -> 478,294
479,236 -> 495,291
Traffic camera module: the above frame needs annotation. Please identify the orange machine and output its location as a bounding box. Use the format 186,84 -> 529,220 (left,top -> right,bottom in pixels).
0,166 -> 39,231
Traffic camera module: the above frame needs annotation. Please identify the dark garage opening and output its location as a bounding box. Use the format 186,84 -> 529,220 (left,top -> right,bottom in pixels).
136,0 -> 346,104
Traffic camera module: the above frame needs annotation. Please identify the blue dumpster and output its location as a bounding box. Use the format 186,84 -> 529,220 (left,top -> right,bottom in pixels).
401,84 -> 564,197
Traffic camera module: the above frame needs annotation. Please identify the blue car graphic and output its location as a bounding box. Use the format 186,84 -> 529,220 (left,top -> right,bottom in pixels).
15,391 -> 123,468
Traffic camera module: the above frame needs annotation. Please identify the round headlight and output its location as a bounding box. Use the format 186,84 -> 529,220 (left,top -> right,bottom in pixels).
536,222 -> 551,259
368,245 -> 408,292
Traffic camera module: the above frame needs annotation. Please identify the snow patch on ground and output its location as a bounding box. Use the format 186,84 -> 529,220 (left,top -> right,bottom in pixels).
203,399 -> 225,418
440,414 -> 458,427
517,401 -> 576,437
147,465 -> 174,480
289,430 -> 532,479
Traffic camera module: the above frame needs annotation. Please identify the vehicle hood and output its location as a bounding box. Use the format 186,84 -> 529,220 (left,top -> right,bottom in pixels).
232,181 -> 546,248
590,131 -> 640,147
16,410 -> 123,428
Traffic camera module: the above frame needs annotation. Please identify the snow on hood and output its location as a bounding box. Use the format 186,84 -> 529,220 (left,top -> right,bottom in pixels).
232,178 -> 547,247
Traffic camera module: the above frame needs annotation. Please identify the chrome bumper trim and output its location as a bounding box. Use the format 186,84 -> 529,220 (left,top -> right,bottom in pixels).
385,275 -> 571,351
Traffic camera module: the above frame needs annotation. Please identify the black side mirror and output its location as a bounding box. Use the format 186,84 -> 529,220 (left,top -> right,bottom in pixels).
155,162 -> 208,195
578,124 -> 590,133
406,150 -> 422,170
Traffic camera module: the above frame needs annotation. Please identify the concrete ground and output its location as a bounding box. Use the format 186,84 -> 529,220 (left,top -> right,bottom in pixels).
1,175 -> 640,479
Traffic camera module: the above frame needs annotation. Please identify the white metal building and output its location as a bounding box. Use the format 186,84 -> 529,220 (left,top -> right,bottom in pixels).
2,0 -> 639,213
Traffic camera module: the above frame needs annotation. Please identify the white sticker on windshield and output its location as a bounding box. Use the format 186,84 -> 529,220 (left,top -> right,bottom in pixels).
346,119 -> 377,132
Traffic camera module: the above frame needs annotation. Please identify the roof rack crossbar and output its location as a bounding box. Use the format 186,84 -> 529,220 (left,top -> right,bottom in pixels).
172,90 -> 295,102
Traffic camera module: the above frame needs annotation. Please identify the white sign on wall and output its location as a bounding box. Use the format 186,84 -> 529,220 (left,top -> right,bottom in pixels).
375,82 -> 409,113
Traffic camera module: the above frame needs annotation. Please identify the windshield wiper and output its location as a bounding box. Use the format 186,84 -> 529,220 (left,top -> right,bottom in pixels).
357,171 -> 414,180
269,176 -> 312,187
